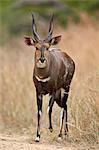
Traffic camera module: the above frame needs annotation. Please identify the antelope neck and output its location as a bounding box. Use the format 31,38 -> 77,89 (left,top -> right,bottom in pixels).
34,66 -> 50,80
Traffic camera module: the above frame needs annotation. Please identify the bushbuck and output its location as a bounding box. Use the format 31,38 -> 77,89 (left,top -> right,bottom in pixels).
24,14 -> 75,142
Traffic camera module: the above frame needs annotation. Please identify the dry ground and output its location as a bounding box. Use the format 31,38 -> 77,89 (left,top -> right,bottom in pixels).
0,15 -> 99,149
0,133 -> 98,150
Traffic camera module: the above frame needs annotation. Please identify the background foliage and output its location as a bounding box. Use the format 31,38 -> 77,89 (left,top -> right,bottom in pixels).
0,0 -> 99,37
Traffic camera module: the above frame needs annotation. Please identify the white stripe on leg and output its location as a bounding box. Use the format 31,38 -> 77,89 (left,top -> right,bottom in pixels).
47,95 -> 52,113
47,106 -> 50,114
60,108 -> 64,129
39,110 -> 42,116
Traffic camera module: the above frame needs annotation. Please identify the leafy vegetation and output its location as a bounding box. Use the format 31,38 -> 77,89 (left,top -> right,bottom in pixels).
0,0 -> 99,36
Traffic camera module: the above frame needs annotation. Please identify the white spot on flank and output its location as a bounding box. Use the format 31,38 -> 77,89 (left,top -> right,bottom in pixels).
61,88 -> 68,98
61,88 -> 65,98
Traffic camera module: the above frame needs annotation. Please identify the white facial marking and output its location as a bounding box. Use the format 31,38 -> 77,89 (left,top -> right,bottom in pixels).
36,60 -> 46,68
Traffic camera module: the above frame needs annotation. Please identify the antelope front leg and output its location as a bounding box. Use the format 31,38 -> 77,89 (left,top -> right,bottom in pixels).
35,92 -> 42,142
47,95 -> 54,132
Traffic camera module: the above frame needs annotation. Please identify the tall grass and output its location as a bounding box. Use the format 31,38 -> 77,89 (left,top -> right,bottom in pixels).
0,19 -> 99,143
0,43 -> 36,129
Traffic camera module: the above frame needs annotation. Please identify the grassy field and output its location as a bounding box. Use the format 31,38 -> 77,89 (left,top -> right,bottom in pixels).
0,15 -> 99,147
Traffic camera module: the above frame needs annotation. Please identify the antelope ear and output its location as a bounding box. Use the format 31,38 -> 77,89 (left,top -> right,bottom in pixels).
24,36 -> 36,46
50,35 -> 61,45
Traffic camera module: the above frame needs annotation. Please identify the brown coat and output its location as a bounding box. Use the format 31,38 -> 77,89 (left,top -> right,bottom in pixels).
33,48 -> 75,97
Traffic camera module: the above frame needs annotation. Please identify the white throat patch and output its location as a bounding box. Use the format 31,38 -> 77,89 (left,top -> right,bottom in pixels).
35,76 -> 50,82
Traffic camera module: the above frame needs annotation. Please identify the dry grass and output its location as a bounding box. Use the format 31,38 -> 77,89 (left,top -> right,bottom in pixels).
0,17 -> 99,146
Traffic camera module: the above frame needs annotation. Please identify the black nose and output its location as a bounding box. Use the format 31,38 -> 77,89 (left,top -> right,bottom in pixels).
39,57 -> 45,63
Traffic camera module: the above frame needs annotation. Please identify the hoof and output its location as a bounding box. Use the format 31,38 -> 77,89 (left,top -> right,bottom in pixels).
49,127 -> 53,132
58,134 -> 62,141
35,136 -> 40,142
57,136 -> 62,141
64,133 -> 68,138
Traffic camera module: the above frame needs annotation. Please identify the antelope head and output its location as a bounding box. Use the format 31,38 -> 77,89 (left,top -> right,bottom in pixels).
24,14 -> 61,69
